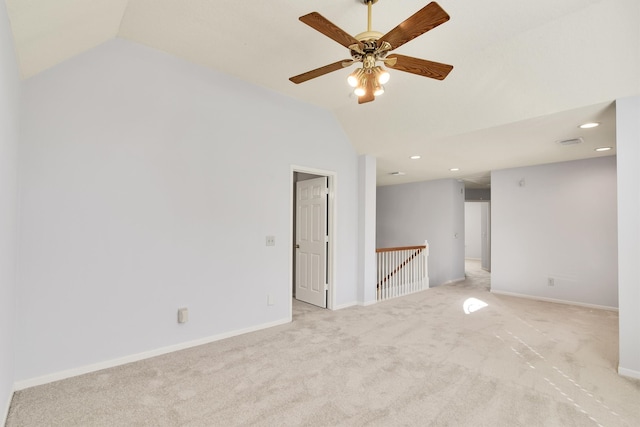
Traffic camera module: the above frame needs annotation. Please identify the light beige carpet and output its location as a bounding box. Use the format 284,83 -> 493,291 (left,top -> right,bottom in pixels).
7,261 -> 640,426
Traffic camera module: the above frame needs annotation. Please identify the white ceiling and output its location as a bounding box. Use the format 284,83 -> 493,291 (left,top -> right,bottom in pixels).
5,0 -> 639,187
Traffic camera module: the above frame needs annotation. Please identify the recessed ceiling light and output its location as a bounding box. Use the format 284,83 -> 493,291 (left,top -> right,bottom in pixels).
410,155 -> 421,160
579,122 -> 600,129
594,147 -> 612,152
389,171 -> 406,176
449,168 -> 460,172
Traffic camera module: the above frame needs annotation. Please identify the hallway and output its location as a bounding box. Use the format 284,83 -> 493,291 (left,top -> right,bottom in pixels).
462,258 -> 491,292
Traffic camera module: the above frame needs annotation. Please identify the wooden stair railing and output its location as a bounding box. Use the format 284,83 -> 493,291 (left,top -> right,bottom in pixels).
376,242 -> 429,301
376,246 -> 425,288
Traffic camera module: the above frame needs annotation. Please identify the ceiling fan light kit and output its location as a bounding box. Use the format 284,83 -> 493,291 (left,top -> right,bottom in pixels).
289,0 -> 454,104
348,66 -> 388,96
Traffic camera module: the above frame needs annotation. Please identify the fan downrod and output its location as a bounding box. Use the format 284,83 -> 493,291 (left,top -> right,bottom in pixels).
356,0 -> 382,42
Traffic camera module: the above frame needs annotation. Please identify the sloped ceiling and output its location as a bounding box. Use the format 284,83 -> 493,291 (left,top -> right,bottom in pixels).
5,0 -> 640,186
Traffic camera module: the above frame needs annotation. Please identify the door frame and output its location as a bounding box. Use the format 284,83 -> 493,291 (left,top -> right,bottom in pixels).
480,201 -> 491,272
290,165 -> 337,312
463,200 -> 491,272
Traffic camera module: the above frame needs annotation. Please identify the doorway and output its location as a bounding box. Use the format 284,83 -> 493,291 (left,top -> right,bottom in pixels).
465,201 -> 491,272
291,167 -> 336,310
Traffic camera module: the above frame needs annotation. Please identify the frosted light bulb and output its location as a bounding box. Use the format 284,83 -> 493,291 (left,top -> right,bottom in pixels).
378,69 -> 390,84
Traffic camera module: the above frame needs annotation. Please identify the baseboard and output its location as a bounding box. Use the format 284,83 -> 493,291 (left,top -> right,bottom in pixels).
359,299 -> 377,307
2,386 -> 14,427
618,366 -> 640,380
438,277 -> 466,286
333,301 -> 358,310
490,290 -> 618,312
14,317 -> 291,391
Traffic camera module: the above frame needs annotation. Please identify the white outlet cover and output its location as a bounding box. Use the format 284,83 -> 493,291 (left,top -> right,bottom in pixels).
178,307 -> 189,323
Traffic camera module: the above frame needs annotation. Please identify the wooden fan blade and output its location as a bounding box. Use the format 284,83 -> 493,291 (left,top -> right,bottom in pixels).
289,60 -> 350,84
378,2 -> 450,50
299,12 -> 363,50
386,54 -> 453,80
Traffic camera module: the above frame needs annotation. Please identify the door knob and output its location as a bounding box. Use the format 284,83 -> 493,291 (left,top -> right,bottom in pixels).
295,244 -> 300,248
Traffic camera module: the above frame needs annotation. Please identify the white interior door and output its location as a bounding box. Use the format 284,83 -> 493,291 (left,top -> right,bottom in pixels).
295,177 -> 327,308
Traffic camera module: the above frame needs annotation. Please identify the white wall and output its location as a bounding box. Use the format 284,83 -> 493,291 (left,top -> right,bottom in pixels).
357,155 -> 377,305
480,203 -> 492,271
491,156 -> 618,308
0,1 -> 20,421
616,95 -> 640,379
15,39 -> 360,384
465,202 -> 482,259
377,179 -> 465,287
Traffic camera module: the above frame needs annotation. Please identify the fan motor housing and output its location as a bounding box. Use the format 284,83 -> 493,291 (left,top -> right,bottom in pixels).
355,30 -> 383,42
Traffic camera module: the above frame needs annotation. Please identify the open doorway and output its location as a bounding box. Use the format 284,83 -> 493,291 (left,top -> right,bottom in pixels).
291,167 -> 336,311
465,201 -> 491,272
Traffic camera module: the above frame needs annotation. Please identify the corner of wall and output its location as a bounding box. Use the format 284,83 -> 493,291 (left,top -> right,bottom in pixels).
617,366 -> 640,381
357,155 -> 377,304
616,95 -> 640,378
1,385 -> 14,425
0,0 -> 21,421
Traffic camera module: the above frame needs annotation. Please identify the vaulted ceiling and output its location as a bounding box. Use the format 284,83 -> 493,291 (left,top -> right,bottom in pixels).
5,0 -> 639,186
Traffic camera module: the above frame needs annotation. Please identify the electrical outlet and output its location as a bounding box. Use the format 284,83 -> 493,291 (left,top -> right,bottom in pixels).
267,294 -> 275,306
177,307 -> 189,323
548,278 -> 555,286
266,236 -> 275,246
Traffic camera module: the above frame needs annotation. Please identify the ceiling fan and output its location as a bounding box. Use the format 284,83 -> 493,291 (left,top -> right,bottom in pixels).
289,0 -> 454,104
